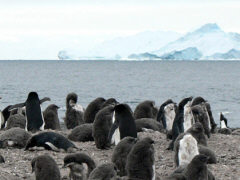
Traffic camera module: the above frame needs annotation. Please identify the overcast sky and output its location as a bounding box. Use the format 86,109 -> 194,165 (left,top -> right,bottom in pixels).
0,0 -> 239,59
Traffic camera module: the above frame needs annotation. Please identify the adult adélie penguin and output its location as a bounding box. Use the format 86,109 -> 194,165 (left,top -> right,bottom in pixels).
108,104 -> 137,146
9,92 -> 50,132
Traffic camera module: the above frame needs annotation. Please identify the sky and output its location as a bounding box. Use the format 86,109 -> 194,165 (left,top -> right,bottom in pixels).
0,0 -> 239,59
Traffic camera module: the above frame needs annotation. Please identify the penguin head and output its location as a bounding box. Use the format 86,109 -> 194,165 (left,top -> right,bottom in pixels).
25,136 -> 36,150
27,92 -> 39,101
192,154 -> 209,164
114,104 -> 133,114
191,96 -> 206,106
66,93 -> 78,107
46,104 -> 60,112
101,98 -> 119,109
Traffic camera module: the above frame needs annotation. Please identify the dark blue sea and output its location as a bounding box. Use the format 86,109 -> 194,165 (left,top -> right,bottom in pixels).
0,60 -> 240,127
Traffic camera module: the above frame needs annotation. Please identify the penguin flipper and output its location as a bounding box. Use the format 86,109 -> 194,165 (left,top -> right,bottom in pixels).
40,97 -> 51,104
8,103 -> 26,111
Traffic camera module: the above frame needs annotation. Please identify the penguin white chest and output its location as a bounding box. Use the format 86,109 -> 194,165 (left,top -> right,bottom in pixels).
220,120 -> 227,129
152,164 -> 156,180
178,134 -> 199,166
183,102 -> 193,132
0,111 -> 4,128
164,104 -> 176,131
111,111 -> 121,145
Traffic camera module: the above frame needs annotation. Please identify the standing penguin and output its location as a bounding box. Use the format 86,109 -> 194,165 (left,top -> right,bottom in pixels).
9,92 -> 50,132
126,137 -> 155,180
92,105 -> 115,149
218,113 -> 232,134
31,154 -> 61,180
43,104 -> 61,130
134,100 -> 157,119
108,104 -> 137,146
112,137 -> 137,176
184,155 -> 212,180
65,93 -> 84,129
84,97 -> 106,123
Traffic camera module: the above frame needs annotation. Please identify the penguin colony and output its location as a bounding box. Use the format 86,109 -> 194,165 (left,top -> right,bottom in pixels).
0,92 -> 237,180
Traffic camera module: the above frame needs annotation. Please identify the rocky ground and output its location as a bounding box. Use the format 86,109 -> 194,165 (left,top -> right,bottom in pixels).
0,130 -> 240,180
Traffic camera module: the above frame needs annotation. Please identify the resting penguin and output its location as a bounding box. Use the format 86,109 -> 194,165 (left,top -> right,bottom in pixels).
43,104 -> 61,130
108,104 -> 137,146
25,131 -> 77,152
6,112 -> 26,129
68,123 -> 94,142
63,153 -> 96,179
84,97 -> 106,123
92,105 -> 115,149
65,93 -> 85,129
88,163 -> 118,180
31,154 -> 61,180
112,137 -> 137,176
126,137 -> 155,180
0,127 -> 31,148
134,100 -> 157,119
218,113 -> 232,134
135,118 -> 163,132
9,92 -> 50,132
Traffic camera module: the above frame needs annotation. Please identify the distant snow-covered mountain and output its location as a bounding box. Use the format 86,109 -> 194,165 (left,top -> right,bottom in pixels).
88,31 -> 181,58
153,23 -> 240,56
160,47 -> 202,60
206,49 -> 240,60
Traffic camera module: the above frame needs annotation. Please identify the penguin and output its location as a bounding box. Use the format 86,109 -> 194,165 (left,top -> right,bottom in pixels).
65,93 -> 84,129
108,104 -> 137,146
166,97 -> 193,150
134,100 -> 157,119
183,100 -> 194,132
25,131 -> 77,152
43,104 -> 61,130
184,154 -> 214,180
191,103 -> 211,138
92,105 -> 115,149
174,134 -> 199,167
6,112 -> 26,129
101,98 -> 118,109
126,137 -> 155,180
31,154 -> 61,180
157,99 -> 174,123
112,137 -> 137,176
198,145 -> 217,164
165,155 -> 215,180
191,97 -> 217,133
218,113 -> 232,134
135,118 -> 163,132
0,127 -> 31,148
68,123 -> 94,142
84,97 -> 106,123
88,163 -> 118,180
9,92 -> 50,132
63,153 -> 96,179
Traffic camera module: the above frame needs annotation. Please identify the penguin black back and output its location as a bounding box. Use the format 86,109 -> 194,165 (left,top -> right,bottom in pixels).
84,97 -> 106,123
134,100 -> 156,119
31,154 -> 61,180
25,131 -> 76,152
25,92 -> 45,132
126,137 -> 155,180
109,104 -> 137,143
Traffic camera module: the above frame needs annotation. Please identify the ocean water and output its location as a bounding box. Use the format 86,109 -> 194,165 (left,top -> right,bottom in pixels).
0,60 -> 240,128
